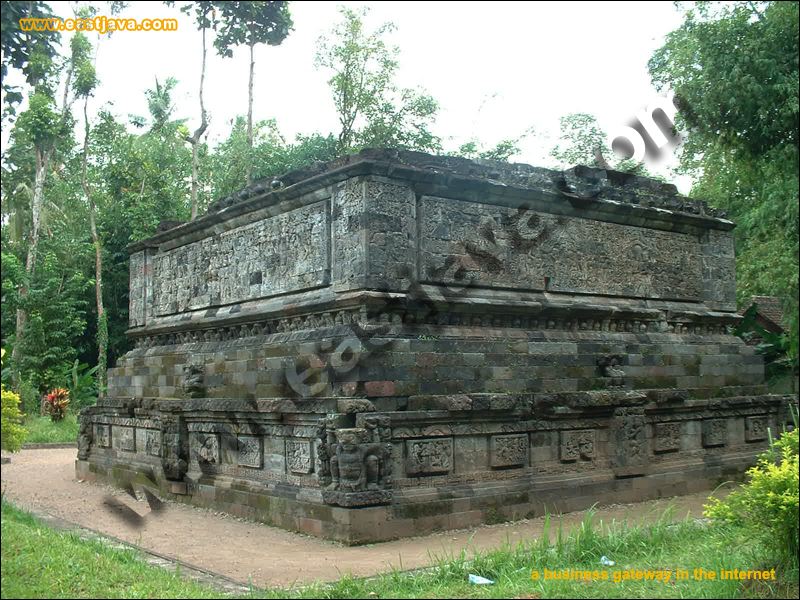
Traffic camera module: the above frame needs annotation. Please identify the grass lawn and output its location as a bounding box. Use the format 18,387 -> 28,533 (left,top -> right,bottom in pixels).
0,500 -> 220,599
22,413 -> 79,444
2,499 -> 797,599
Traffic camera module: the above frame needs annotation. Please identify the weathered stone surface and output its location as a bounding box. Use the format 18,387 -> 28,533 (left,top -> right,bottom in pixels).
94,424 -> 110,448
149,202 -> 329,317
129,251 -> 146,327
406,438 -> 453,475
420,197 -> 704,300
192,433 -> 219,464
490,434 -> 528,467
286,440 -> 312,473
79,148 -> 794,544
612,408 -> 648,476
114,426 -> 135,452
702,418 -> 728,447
744,416 -> 768,442
654,422 -> 681,453
238,435 -> 262,468
145,429 -> 161,457
560,430 -> 595,462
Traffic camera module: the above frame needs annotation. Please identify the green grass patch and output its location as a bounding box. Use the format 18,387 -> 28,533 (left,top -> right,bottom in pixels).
1,499 -> 221,599
22,413 -> 79,444
2,500 -> 797,599
261,510 -> 798,599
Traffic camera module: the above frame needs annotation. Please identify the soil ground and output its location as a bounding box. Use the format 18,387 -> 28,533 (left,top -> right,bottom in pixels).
0,448 -> 727,588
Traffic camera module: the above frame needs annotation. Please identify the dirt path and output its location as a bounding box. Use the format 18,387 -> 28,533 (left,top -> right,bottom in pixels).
1,448 -> 726,588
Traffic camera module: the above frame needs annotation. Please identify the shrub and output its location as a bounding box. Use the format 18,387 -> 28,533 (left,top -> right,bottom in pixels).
59,359 -> 98,409
17,379 -> 40,416
1,385 -> 28,452
705,406 -> 799,567
42,388 -> 70,422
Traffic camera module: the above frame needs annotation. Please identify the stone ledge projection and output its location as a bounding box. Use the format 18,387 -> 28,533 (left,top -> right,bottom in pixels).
77,148 -> 795,544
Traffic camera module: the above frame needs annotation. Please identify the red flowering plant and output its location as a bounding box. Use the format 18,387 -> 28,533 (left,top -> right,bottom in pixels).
42,388 -> 70,422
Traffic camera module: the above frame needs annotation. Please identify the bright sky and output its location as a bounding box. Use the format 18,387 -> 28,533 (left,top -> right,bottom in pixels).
9,0 -> 692,192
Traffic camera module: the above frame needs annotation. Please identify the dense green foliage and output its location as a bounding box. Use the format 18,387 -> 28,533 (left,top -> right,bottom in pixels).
0,0 -> 60,121
1,386 -> 27,452
649,0 -> 799,362
705,406 -> 799,569
315,6 -> 441,154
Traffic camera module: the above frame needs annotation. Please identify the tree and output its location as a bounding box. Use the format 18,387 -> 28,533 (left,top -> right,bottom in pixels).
549,113 -> 607,168
9,23 -> 75,376
71,17 -> 107,394
315,6 -> 440,154
649,1 -> 799,361
1,0 -> 60,124
213,1 -> 293,185
549,112 -> 654,176
455,128 -> 535,162
86,93 -> 193,367
210,117 -> 337,200
171,1 -> 215,219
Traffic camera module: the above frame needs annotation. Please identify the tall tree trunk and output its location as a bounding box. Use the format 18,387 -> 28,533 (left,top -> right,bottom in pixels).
12,45 -> 75,377
246,39 -> 255,186
11,146 -> 51,370
82,96 -> 107,396
188,25 -> 209,220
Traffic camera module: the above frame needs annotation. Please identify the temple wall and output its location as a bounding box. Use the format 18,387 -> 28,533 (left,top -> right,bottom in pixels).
80,150 -> 793,544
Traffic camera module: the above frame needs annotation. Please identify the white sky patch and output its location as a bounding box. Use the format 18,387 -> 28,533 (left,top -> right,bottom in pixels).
3,1 -> 693,193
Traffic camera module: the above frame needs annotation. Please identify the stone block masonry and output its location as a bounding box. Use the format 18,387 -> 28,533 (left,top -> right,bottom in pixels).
78,149 -> 795,544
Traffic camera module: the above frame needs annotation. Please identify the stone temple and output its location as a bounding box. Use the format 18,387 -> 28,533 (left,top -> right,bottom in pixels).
77,148 -> 793,544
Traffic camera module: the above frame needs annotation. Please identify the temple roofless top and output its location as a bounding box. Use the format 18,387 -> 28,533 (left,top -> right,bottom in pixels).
78,148 -> 791,544
126,148 -> 737,341
202,147 -> 730,216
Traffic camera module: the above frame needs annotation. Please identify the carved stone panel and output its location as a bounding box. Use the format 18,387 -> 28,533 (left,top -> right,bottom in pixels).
78,414 -> 93,460
238,436 -> 262,468
192,433 -> 219,464
406,438 -> 453,475
490,434 -> 528,468
161,414 -> 188,481
331,180 -> 366,292
319,422 -> 393,507
744,416 -> 768,443
115,426 -> 136,452
702,419 -> 727,448
364,180 -> 416,290
654,422 -> 681,453
95,424 -> 111,448
129,250 -> 146,327
286,440 -> 313,474
150,201 -> 330,315
612,408 -> 648,476
560,430 -> 596,462
702,229 -> 737,311
145,430 -> 162,457
420,196 -> 703,301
